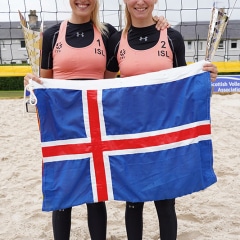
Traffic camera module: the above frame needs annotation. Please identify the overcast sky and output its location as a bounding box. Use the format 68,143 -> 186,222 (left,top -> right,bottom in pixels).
1,0 -> 240,27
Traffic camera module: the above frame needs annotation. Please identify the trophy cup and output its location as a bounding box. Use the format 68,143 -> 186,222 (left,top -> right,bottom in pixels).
19,11 -> 43,112
205,0 -> 238,61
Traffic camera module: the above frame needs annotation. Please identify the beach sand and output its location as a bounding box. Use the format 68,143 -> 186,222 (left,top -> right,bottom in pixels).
0,94 -> 240,239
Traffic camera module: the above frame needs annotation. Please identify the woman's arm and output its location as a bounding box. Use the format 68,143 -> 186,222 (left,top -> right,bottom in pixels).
24,69 -> 53,87
203,63 -> 218,82
153,16 -> 171,30
40,69 -> 53,79
104,70 -> 118,79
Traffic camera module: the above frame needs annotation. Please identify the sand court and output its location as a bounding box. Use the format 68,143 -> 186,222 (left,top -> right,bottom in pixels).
0,94 -> 239,239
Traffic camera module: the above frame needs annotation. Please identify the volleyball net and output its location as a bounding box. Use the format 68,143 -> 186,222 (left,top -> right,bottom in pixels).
0,0 -> 240,74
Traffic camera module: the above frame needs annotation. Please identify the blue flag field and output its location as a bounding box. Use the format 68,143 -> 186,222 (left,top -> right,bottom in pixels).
33,60 -> 217,211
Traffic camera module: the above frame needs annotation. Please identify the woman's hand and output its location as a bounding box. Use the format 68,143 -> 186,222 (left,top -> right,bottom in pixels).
153,16 -> 171,30
24,73 -> 42,87
203,63 -> 218,82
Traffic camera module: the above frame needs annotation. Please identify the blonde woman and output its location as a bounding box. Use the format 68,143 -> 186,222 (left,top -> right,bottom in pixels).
24,0 -> 169,239
105,0 -> 218,239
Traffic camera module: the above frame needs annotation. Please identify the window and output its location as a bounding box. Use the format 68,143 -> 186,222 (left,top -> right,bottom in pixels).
20,40 -> 26,48
198,41 -> 203,51
230,40 -> 237,49
0,42 -> 6,50
218,40 -> 224,49
187,41 -> 192,50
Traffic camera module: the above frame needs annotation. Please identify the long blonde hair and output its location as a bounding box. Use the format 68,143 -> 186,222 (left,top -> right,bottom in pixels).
91,0 -> 108,36
122,5 -> 132,37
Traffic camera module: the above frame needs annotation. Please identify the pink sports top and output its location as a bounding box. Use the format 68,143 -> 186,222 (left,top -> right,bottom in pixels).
117,28 -> 173,77
52,20 -> 106,80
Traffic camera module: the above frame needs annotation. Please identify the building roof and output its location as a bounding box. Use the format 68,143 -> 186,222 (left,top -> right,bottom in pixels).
174,20 -> 240,40
0,20 -> 59,39
1,19 -> 240,41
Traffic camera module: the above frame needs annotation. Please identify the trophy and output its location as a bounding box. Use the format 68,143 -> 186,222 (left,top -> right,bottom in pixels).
205,0 -> 238,61
19,11 -> 43,112
19,10 -> 43,76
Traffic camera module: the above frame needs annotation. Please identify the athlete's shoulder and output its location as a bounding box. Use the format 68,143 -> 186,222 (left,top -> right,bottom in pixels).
104,23 -> 117,33
43,22 -> 61,38
110,29 -> 122,42
167,27 -> 184,40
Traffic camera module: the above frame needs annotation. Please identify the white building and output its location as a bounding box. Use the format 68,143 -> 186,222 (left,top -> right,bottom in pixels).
0,10 -> 57,64
0,10 -> 240,64
174,20 -> 240,62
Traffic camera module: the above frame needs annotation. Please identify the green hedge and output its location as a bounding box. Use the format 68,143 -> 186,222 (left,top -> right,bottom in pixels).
0,77 -> 24,90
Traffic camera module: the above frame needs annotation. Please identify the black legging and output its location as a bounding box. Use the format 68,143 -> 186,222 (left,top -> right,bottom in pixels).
52,202 -> 107,240
125,199 -> 177,240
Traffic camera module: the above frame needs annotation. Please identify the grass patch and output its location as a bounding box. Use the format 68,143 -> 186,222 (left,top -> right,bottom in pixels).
0,91 -> 24,99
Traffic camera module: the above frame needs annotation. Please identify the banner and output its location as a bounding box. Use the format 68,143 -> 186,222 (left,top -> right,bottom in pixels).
33,61 -> 217,211
212,75 -> 240,92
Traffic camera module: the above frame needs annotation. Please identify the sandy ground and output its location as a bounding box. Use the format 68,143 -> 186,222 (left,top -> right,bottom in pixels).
0,94 -> 240,239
